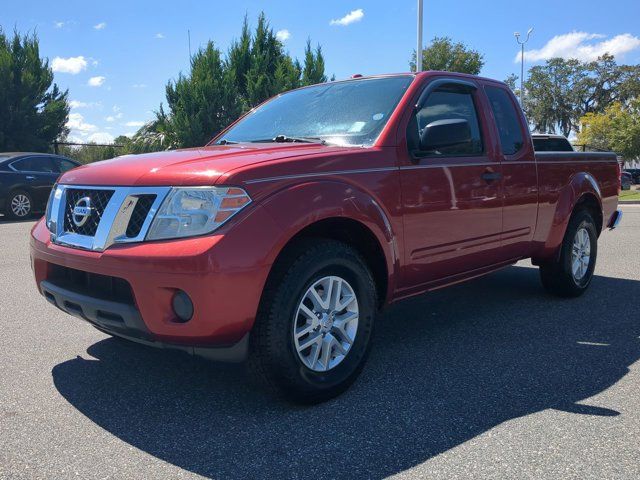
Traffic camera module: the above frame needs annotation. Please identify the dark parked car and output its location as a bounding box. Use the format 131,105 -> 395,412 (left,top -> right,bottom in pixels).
0,153 -> 79,219
532,134 -> 574,152
621,171 -> 633,190
624,168 -> 640,184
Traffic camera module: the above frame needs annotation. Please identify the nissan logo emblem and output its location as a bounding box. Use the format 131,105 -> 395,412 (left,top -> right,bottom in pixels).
72,197 -> 94,227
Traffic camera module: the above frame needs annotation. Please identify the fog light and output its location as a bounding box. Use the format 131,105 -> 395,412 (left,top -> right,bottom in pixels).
172,290 -> 194,322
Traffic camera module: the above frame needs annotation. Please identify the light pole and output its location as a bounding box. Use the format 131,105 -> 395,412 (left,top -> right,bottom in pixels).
514,27 -> 533,106
417,0 -> 423,72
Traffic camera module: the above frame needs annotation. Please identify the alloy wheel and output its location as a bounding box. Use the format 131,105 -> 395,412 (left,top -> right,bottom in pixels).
571,227 -> 591,281
10,194 -> 31,217
293,275 -> 359,372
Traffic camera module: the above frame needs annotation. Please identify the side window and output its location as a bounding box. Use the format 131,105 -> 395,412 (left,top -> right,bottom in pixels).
11,156 -> 56,173
407,89 -> 483,156
485,86 -> 524,155
54,158 -> 78,173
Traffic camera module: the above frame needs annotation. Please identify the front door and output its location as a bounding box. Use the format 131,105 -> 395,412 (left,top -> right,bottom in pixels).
483,84 -> 538,260
399,79 -> 503,291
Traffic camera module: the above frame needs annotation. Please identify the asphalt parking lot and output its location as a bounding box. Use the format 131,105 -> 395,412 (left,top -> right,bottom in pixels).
1,206 -> 639,479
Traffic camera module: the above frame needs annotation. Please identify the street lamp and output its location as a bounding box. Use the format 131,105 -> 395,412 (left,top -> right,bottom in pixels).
514,27 -> 533,106
417,0 -> 423,72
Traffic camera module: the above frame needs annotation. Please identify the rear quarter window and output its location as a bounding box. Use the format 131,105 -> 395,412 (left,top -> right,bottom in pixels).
485,86 -> 525,156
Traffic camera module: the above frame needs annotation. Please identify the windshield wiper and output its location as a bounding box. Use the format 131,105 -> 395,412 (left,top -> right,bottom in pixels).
216,139 -> 238,145
250,135 -> 326,145
275,134 -> 325,144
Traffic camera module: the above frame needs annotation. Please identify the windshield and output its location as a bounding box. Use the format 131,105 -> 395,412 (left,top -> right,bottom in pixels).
216,76 -> 414,147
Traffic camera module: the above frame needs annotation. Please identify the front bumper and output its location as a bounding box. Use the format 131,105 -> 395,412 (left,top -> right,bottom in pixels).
30,203 -> 282,351
41,280 -> 248,361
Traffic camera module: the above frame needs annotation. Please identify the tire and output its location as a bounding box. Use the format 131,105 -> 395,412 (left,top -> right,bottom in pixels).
248,239 -> 377,404
5,190 -> 33,220
539,210 -> 598,297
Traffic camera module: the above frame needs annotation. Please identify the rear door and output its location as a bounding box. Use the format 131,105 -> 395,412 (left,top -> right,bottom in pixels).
483,84 -> 538,260
398,78 -> 504,290
9,156 -> 59,208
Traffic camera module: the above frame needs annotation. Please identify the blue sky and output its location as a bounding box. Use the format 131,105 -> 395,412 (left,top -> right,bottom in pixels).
3,0 -> 639,143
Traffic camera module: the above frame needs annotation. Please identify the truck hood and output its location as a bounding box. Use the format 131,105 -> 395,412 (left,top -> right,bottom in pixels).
60,143 -> 352,186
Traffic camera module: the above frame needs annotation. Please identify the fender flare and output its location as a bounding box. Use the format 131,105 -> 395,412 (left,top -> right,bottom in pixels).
536,172 -> 603,261
257,180 -> 399,303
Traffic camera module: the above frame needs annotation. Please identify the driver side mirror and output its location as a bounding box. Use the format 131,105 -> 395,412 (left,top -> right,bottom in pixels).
419,118 -> 471,152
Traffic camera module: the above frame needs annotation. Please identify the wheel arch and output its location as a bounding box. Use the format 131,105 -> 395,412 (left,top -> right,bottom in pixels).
533,172 -> 604,263
267,217 -> 390,309
258,180 -> 399,309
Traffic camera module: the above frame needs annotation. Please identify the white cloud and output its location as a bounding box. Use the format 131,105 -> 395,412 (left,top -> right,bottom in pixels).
87,132 -> 115,144
54,21 -> 65,29
518,32 -> 640,63
330,9 -> 364,27
105,111 -> 123,122
69,100 -> 101,109
155,33 -> 165,39
124,121 -> 144,127
52,56 -> 87,74
132,83 -> 147,88
93,22 -> 107,30
276,29 -> 291,42
67,112 -> 97,133
88,76 -> 106,87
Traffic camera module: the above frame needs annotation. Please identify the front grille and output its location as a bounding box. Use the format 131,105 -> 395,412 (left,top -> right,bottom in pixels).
125,195 -> 156,238
48,264 -> 135,306
63,189 -> 114,236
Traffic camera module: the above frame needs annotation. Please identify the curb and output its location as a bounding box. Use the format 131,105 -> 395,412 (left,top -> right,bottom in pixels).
619,201 -> 640,205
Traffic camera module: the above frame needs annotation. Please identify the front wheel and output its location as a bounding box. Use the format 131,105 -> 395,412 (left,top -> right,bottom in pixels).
5,190 -> 33,219
248,239 -> 377,404
540,210 -> 598,297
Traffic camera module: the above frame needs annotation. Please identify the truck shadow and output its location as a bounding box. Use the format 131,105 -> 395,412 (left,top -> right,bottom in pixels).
52,265 -> 640,479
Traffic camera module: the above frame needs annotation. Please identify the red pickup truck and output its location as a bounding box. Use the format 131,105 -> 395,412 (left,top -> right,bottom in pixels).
31,72 -> 622,403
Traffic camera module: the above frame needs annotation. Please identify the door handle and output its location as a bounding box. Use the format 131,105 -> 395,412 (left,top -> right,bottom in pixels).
26,175 -> 36,180
481,171 -> 502,182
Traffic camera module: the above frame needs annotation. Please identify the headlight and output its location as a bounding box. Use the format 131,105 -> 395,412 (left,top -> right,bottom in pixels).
45,185 -> 62,232
147,187 -> 251,240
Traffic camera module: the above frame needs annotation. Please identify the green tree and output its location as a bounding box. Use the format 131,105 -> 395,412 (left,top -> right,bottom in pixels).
273,56 -> 302,93
58,143 -> 123,164
302,39 -> 327,85
504,73 -> 519,96
144,12 -> 327,149
577,99 -> 640,161
524,58 -> 583,136
161,42 -> 242,148
245,13 -> 285,106
226,15 -> 252,102
0,29 -> 69,151
523,55 -> 640,136
410,37 -> 484,75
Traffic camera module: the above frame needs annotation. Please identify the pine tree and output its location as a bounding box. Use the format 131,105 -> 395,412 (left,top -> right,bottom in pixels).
0,29 -> 69,151
146,12 -> 327,148
302,39 -> 327,85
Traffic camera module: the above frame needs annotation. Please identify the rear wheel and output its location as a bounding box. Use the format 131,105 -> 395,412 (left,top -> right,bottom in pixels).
5,190 -> 33,219
248,239 -> 377,404
540,210 -> 598,297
